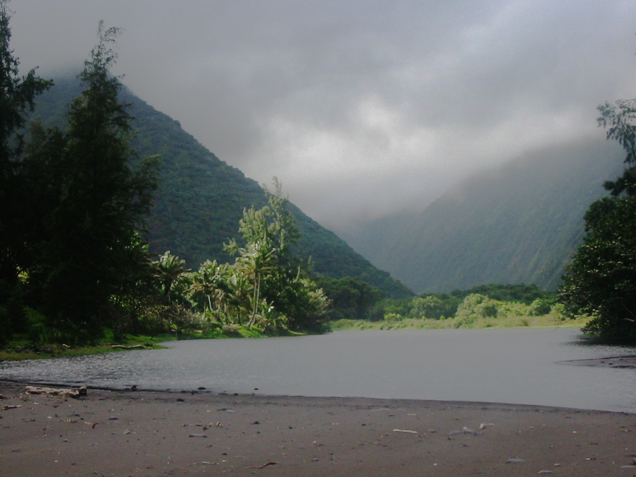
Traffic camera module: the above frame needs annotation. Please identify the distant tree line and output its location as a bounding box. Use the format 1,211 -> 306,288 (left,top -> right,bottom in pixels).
357,283 -> 555,322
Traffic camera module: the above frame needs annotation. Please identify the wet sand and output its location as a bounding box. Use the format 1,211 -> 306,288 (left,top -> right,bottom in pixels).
1,379 -> 635,476
561,355 -> 636,369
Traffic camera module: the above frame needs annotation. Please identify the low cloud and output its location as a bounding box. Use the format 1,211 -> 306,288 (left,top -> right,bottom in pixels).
10,0 -> 636,229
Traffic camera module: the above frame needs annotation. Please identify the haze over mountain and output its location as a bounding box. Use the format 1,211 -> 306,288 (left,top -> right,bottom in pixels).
340,140 -> 625,293
32,76 -> 412,299
10,1 -> 636,231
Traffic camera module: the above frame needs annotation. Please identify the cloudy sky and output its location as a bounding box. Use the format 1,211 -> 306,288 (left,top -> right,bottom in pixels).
8,0 -> 636,231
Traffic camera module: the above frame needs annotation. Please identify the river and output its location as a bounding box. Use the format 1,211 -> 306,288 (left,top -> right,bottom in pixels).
2,328 -> 636,412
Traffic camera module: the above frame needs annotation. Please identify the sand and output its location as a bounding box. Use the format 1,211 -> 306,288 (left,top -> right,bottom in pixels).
1,379 -> 636,476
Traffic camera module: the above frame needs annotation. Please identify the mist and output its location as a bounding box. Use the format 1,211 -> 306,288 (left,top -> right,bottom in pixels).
8,0 -> 636,230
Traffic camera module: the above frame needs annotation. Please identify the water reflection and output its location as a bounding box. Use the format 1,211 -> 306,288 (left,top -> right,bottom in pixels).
2,328 -> 635,412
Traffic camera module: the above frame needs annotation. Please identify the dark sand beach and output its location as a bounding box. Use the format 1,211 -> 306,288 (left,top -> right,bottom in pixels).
1,379 -> 636,476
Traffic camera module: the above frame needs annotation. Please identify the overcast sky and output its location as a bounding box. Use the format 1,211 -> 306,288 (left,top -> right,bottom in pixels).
8,0 -> 636,230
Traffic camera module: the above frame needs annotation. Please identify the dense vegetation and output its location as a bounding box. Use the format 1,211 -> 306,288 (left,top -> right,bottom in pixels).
0,10 -> 332,347
559,98 -> 636,339
331,283 -> 578,331
0,18 -> 166,344
342,140 -> 624,293
154,181 -> 331,336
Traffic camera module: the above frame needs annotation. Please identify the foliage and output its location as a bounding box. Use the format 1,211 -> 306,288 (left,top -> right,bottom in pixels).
597,99 -> 636,196
0,8 -> 383,346
559,94 -> 636,340
223,181 -> 329,333
450,283 -> 552,304
410,295 -> 460,319
365,283 -> 556,324
153,251 -> 188,300
560,197 -> 636,338
318,280 -> 565,333
332,288 -> 579,331
140,182 -> 331,336
0,1 -> 52,343
314,276 -> 384,321
30,23 -> 160,342
332,308 -> 583,332
0,18 -> 161,345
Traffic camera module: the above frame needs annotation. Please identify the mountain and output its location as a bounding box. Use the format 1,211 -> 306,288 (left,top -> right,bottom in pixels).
341,140 -> 625,293
31,76 -> 412,299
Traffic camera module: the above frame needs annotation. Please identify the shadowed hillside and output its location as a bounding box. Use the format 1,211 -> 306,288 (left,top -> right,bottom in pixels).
31,76 -> 412,299
342,140 -> 624,293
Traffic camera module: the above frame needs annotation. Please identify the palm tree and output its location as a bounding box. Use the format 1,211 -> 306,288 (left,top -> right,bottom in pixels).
236,241 -> 275,327
189,260 -> 232,321
152,251 -> 187,301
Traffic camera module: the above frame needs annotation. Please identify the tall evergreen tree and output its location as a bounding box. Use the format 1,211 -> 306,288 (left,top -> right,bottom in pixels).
40,23 -> 159,341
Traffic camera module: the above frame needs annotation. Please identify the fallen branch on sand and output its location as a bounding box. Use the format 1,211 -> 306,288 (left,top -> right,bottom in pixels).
25,385 -> 87,399
246,461 -> 278,469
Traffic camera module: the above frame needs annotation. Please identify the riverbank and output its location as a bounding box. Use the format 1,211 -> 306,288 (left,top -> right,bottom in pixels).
331,315 -> 588,331
1,380 -> 635,476
0,325 -> 277,362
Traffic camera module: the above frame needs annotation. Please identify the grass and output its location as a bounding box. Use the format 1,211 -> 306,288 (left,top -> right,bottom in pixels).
0,325 -> 304,361
330,313 -> 589,332
0,334 -> 171,362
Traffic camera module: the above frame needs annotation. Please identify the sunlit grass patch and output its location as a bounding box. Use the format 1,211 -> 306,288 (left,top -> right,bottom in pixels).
330,312 -> 589,332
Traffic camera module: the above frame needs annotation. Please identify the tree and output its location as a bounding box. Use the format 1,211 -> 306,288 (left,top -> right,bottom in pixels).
224,180 -> 328,332
560,198 -> 636,338
188,259 -> 231,319
559,96 -> 636,339
0,1 -> 52,342
314,276 -> 384,321
597,99 -> 636,196
153,251 -> 187,300
39,22 -> 159,341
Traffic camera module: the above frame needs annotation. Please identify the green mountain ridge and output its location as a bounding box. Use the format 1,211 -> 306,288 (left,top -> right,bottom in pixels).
341,140 -> 625,293
32,76 -> 412,299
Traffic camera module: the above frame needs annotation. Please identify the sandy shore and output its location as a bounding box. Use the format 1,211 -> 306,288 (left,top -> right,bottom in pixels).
1,380 -> 635,476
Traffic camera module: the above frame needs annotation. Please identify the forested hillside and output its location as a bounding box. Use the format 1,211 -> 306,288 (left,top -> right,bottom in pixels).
31,76 -> 412,299
342,140 -> 624,293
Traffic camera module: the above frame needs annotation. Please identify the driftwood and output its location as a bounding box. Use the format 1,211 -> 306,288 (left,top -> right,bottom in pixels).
246,461 -> 278,470
111,344 -> 148,350
25,385 -> 87,399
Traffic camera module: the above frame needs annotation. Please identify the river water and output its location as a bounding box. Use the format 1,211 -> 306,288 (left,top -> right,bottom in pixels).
2,328 -> 636,412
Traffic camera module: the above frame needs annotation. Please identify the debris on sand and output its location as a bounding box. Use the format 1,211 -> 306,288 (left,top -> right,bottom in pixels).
25,385 -> 87,399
